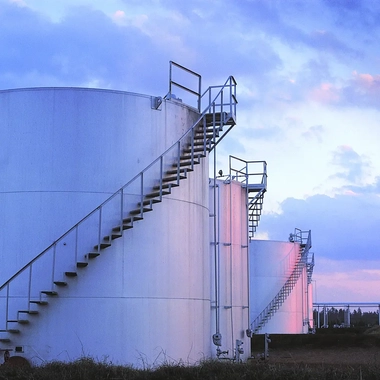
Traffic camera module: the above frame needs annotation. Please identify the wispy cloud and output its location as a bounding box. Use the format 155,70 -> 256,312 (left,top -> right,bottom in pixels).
330,145 -> 371,184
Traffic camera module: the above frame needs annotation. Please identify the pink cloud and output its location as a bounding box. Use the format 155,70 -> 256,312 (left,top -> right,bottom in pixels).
352,71 -> 380,93
309,82 -> 340,104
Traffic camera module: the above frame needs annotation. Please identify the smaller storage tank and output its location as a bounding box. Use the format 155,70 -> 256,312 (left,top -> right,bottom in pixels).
249,231 -> 313,334
209,178 -> 251,361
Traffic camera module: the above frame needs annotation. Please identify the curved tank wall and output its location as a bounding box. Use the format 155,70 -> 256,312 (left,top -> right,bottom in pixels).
0,87 -> 199,283
0,87 -> 210,366
209,179 -> 250,361
249,240 -> 309,334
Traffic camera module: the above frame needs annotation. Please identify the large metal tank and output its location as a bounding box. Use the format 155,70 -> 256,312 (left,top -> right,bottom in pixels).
249,239 -> 310,334
209,179 -> 250,361
0,87 -> 210,365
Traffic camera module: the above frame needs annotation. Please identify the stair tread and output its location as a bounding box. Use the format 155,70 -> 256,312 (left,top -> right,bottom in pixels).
129,207 -> 152,215
65,271 -> 78,277
93,243 -> 111,250
30,300 -> 48,305
41,290 -> 58,296
77,262 -> 88,268
19,310 -> 39,315
54,281 -> 67,286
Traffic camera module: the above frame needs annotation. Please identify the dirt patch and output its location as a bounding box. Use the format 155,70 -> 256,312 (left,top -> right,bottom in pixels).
251,329 -> 380,366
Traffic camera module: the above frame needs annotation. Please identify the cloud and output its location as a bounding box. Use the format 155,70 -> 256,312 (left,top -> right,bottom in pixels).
314,257 -> 380,302
302,125 -> 325,143
258,191 -> 380,262
0,2 -> 169,93
330,145 -> 371,184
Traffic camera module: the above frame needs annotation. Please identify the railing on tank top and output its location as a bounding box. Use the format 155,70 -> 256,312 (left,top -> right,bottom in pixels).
0,75 -> 237,333
226,156 -> 267,239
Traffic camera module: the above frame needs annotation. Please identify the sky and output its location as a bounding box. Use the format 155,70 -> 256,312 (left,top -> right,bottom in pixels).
1,0 -> 380,305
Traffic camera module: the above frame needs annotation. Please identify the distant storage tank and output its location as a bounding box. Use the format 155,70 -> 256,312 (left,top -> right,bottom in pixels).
249,233 -> 313,334
0,86 -> 212,365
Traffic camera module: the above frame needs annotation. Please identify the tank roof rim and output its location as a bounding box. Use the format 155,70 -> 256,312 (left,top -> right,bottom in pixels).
0,86 -> 152,98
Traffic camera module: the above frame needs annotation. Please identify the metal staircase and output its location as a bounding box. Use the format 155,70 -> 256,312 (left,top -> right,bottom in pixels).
247,229 -> 312,336
0,65 -> 237,348
227,156 -> 267,239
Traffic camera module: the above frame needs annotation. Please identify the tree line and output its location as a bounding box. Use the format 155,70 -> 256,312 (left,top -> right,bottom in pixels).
313,307 -> 379,328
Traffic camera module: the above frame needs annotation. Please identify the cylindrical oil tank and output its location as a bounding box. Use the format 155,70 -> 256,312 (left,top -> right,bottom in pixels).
0,87 -> 210,366
249,240 -> 309,334
209,179 -> 250,361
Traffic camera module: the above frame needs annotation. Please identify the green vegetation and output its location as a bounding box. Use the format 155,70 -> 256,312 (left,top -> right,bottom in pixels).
0,357 -> 379,380
2,329 -> 380,379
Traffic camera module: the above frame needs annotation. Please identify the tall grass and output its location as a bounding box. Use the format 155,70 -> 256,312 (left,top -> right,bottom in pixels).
1,357 -> 380,380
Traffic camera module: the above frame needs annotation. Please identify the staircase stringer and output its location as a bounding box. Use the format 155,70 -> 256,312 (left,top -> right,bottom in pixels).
0,75 -> 238,347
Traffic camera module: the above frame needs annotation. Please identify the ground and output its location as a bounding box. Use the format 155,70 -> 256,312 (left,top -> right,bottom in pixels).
250,326 -> 380,366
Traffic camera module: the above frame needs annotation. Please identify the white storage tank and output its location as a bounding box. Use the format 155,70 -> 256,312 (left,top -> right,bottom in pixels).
209,178 -> 251,361
0,86 -> 212,366
249,234 -> 312,334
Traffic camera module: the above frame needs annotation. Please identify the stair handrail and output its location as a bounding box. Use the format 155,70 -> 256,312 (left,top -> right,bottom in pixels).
249,229 -> 312,334
0,76 -> 237,292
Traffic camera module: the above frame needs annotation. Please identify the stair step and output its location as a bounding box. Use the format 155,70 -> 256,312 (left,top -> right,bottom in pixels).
195,132 -> 220,139
129,207 -> 153,215
123,215 -> 143,224
112,224 -> 132,233
30,300 -> 48,305
0,338 -> 11,343
166,167 -> 192,175
180,153 -> 203,161
65,271 -> 78,277
177,160 -> 201,167
88,252 -> 100,259
104,232 -> 123,240
141,198 -> 161,206
7,329 -> 20,333
0,328 -> 20,334
152,183 -> 174,191
204,112 -> 234,126
182,147 -> 206,154
41,291 -> 58,296
162,174 -> 187,183
54,281 -> 67,287
19,310 -> 39,315
93,243 -> 111,250
77,262 -> 88,268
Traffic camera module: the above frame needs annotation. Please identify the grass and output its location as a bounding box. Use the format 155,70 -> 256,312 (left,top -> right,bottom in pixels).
1,357 -> 380,380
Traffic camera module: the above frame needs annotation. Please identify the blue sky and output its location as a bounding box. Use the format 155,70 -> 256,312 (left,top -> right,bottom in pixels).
1,0 -> 380,303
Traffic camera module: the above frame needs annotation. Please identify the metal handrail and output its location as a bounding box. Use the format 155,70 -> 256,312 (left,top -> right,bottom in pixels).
166,61 -> 202,112
226,156 -> 267,239
0,75 -> 237,332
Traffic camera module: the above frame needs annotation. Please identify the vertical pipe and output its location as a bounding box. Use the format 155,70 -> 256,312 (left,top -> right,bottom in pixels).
97,207 -> 102,253
159,156 -> 163,201
229,160 -> 234,352
120,189 -> 124,227
75,225 -> 79,265
28,266 -> 32,311
140,173 -> 143,214
213,145 -> 219,336
245,163 -> 251,335
51,243 -> 56,288
5,284 -> 9,330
